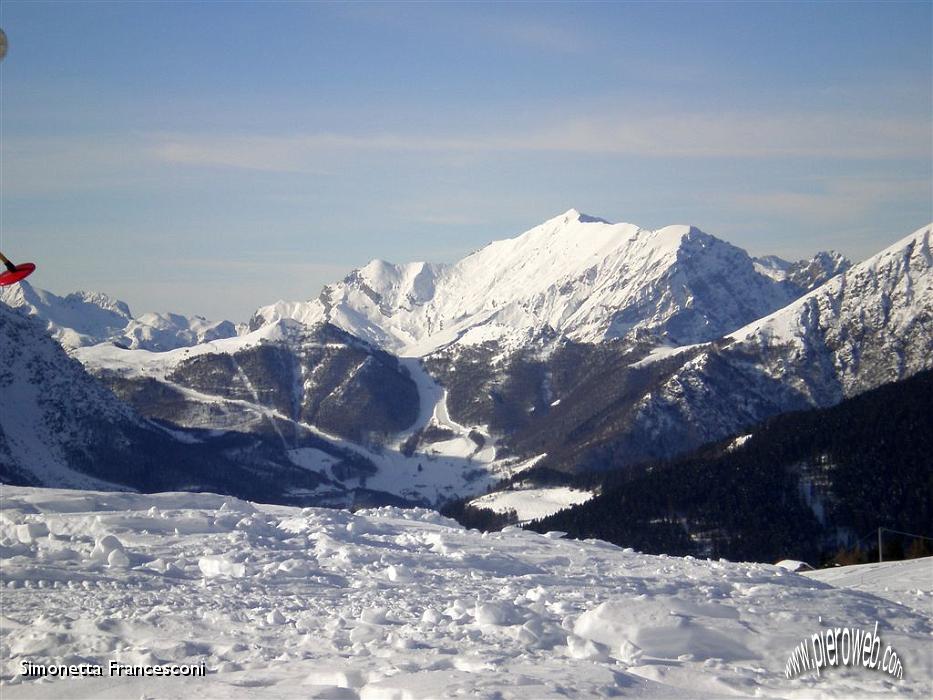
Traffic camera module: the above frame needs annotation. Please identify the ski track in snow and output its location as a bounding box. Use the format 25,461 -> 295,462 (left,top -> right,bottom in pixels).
1,486 -> 930,699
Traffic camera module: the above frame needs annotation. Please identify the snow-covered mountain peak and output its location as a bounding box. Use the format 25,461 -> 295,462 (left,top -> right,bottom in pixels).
760,223 -> 929,329
0,281 -> 40,312
0,282 -> 134,348
2,282 -> 129,320
352,259 -> 444,305
811,249 -> 849,269
786,249 -> 851,291
251,212 -> 803,355
64,289 -> 132,317
544,207 -> 611,226
753,249 -> 853,291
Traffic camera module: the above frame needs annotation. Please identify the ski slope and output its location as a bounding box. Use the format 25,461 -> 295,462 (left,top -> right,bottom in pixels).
1,486 -> 930,699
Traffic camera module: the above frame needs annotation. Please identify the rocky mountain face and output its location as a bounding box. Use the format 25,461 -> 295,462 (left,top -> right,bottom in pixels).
0,300 -> 139,489
514,224 -> 932,474
0,302 -> 415,506
74,317 -> 504,505
727,228 -> 930,397
753,250 -> 851,293
94,320 -> 420,443
383,222 -> 928,478
785,251 -> 852,292
2,212 -> 928,508
0,282 -> 238,350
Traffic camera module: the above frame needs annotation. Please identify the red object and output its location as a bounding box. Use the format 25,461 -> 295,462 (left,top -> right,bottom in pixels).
0,262 -> 36,286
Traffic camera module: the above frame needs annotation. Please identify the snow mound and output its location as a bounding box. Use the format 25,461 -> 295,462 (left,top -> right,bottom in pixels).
198,555 -> 247,579
775,559 -> 814,572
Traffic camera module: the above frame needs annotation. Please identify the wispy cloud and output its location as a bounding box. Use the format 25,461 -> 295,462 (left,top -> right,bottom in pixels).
521,114 -> 930,159
147,132 -> 481,172
730,177 -> 932,222
470,14 -> 590,54
1,136 -> 158,194
147,111 -> 930,173
6,110 -> 926,196
337,2 -> 592,55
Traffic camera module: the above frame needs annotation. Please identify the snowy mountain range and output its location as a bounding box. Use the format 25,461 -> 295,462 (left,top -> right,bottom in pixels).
0,282 -> 239,351
524,222 -> 932,473
252,209 -> 849,355
1,211 -> 929,508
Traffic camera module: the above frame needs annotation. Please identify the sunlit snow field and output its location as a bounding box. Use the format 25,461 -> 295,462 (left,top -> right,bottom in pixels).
1,486 -> 930,699
469,486 -> 595,522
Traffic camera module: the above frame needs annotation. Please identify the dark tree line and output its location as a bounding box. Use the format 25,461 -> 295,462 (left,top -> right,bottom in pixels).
440,497 -> 518,531
520,370 -> 933,564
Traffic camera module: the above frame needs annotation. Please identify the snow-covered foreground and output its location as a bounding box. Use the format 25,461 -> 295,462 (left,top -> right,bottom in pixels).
1,487 -> 930,699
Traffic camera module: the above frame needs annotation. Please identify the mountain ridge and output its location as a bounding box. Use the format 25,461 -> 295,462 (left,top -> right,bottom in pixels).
251,209 -> 851,356
528,223 -> 932,474
2,213 -> 928,507
0,301 -> 417,506
0,281 -> 239,351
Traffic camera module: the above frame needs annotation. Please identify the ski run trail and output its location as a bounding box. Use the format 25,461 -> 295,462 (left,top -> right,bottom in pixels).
1,486 -> 930,699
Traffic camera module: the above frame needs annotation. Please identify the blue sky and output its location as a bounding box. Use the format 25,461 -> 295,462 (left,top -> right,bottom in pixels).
1,1 -> 930,321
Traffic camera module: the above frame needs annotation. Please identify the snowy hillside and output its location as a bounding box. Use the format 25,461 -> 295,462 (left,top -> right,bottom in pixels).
725,224 -> 933,397
1,486 -> 930,699
0,302 -> 142,489
251,210 -> 841,356
0,282 -> 238,351
540,223 -> 933,473
74,318 -> 520,505
0,304 -> 343,503
469,485 -> 596,522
